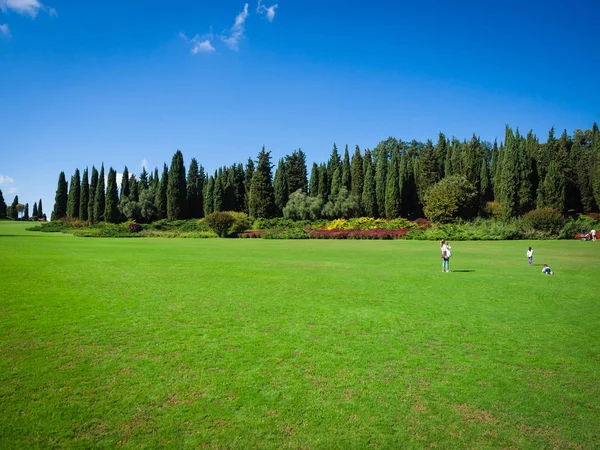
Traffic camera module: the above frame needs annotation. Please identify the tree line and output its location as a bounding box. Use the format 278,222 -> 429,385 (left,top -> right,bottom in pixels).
50,123 -> 600,224
0,190 -> 44,221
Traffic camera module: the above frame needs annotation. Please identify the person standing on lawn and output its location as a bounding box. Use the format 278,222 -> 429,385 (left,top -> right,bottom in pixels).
527,247 -> 534,265
440,240 -> 451,272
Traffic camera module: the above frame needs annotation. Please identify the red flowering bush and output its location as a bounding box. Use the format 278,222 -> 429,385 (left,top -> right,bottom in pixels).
128,222 -> 143,233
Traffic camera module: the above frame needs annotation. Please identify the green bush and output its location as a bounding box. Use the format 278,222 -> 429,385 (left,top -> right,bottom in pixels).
559,215 -> 600,239
205,212 -> 236,237
522,208 -> 564,235
228,211 -> 251,234
262,229 -> 309,239
423,176 -> 477,223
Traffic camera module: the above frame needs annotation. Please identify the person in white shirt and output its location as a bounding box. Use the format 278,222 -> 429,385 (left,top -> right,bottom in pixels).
440,239 -> 451,272
592,229 -> 596,241
527,247 -> 533,265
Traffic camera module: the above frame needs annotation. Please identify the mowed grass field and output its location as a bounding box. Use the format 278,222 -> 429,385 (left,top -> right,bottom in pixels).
1,221 -> 599,449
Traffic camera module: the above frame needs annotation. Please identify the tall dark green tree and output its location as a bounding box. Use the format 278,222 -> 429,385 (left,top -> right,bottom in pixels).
0,189 -> 6,219
120,166 -> 130,201
10,196 -> 19,220
244,158 -> 255,214
66,169 -> 81,218
232,163 -> 244,212
273,158 -> 289,214
435,132 -> 449,177
155,164 -> 168,219
105,168 -> 120,223
498,127 -> 520,219
88,166 -> 98,223
167,150 -> 187,220
385,149 -> 401,218
79,168 -> 89,221
248,147 -> 276,218
32,201 -> 38,218
362,151 -> 377,217
23,203 -> 29,220
374,144 -> 388,218
417,139 -> 439,203
286,149 -> 308,194
350,145 -> 364,202
52,172 -> 68,220
139,167 -> 149,192
479,157 -> 491,211
204,175 -> 215,216
38,199 -> 43,219
186,158 -> 202,218
317,163 -> 329,200
327,144 -> 341,182
341,145 -> 351,191
93,164 -> 106,223
213,169 -> 224,212
309,162 -> 319,197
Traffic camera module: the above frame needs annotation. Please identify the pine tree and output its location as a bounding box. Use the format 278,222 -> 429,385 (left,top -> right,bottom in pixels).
309,162 -> 319,197
385,149 -> 401,218
274,158 -> 289,214
374,145 -> 388,218
139,167 -> 149,192
80,168 -> 89,221
156,164 -> 168,219
362,152 -> 377,217
248,147 -> 276,218
167,150 -> 187,220
105,168 -> 119,223
186,158 -> 202,218
52,172 -> 68,220
350,145 -> 364,201
0,189 -> 6,219
88,166 -> 98,223
244,158 -> 255,214
341,145 -> 351,191
32,201 -> 38,218
327,143 -> 341,182
67,169 -> 81,218
94,164 -> 105,223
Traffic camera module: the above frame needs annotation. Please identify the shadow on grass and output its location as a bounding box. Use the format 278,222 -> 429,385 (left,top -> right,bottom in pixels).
450,270 -> 475,273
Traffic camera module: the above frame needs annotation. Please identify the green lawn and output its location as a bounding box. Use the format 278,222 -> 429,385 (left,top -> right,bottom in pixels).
1,221 -> 599,449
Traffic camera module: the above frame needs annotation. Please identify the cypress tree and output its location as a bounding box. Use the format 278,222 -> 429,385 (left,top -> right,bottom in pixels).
204,175 -> 215,216
10,195 -> 19,220
23,203 -> 29,220
350,145 -> 364,200
498,127 -> 520,219
0,189 -> 6,219
129,174 -> 138,202
479,157 -> 491,211
88,166 -> 98,223
120,167 -> 130,201
67,169 -> 81,218
341,145 -> 351,191
385,149 -> 401,218
248,147 -> 276,218
38,199 -> 43,219
52,172 -> 68,220
591,123 -> 600,209
450,139 -> 462,176
327,143 -> 341,182
435,132 -> 448,176
330,167 -> 341,198
105,168 -> 119,223
517,132 -> 534,213
155,164 -> 168,219
186,158 -> 202,218
33,201 -> 38,218
167,150 -> 187,220
244,158 -> 255,214
274,158 -> 289,214
213,169 -> 224,212
286,149 -> 308,194
139,167 -> 149,192
418,139 -> 439,203
574,141 -> 595,213
374,145 -> 388,218
232,163 -> 244,212
461,134 -> 480,188
309,162 -> 319,197
223,167 -> 236,211
362,152 -> 377,217
80,168 -> 89,221
94,164 -> 105,223
317,163 -> 329,200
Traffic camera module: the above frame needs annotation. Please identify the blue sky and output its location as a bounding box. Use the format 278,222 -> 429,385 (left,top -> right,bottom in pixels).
1,0 -> 599,215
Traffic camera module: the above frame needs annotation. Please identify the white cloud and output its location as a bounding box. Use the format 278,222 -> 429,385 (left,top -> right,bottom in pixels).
116,173 -> 123,189
0,175 -> 15,185
257,0 -> 277,22
141,159 -> 148,170
221,3 -> 249,50
0,23 -> 10,37
180,31 -> 215,54
0,0 -> 56,18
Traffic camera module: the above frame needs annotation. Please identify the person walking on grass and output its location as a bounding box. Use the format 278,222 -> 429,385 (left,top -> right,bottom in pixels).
527,246 -> 534,265
440,239 -> 451,273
